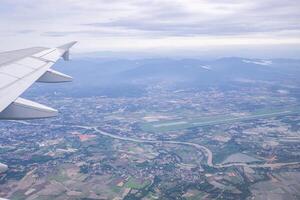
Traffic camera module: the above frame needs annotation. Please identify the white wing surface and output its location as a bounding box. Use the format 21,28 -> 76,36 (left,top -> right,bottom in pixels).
0,42 -> 77,120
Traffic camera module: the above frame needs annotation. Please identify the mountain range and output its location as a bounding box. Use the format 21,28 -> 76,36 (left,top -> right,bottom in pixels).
25,57 -> 300,98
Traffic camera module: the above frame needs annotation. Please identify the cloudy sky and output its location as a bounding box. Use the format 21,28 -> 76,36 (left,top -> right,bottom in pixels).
0,0 -> 300,58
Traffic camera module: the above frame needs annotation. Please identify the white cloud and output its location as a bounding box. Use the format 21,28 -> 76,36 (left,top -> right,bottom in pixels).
0,0 -> 299,57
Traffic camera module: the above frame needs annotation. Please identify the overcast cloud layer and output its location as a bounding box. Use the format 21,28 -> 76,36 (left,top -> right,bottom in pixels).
0,0 -> 300,58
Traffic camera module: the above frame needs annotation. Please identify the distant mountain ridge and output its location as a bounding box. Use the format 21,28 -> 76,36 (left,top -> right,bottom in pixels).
25,57 -> 300,97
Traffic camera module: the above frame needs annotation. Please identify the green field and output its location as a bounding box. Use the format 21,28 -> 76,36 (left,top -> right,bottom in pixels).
140,107 -> 300,132
124,177 -> 150,189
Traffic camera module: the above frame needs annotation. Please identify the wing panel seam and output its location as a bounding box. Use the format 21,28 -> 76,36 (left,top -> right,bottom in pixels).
0,63 -> 49,89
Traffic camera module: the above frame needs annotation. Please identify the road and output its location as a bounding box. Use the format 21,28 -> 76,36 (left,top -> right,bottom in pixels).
92,127 -> 300,169
11,121 -> 300,169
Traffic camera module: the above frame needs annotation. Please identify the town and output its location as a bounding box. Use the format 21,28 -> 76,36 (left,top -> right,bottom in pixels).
1,81 -> 300,199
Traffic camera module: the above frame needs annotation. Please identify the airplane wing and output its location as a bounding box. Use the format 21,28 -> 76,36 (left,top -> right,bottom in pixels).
0,42 -> 77,120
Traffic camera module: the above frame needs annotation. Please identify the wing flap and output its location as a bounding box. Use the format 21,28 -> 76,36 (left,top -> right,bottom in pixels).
0,97 -> 58,120
37,69 -> 73,83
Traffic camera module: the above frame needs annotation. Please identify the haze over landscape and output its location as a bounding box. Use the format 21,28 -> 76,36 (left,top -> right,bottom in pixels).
1,1 -> 300,200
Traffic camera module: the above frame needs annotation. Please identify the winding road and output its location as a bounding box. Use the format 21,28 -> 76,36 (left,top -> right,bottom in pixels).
12,121 -> 300,169
92,127 -> 300,169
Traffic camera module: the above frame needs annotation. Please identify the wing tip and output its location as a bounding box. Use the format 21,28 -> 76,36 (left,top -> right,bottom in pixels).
57,41 -> 78,50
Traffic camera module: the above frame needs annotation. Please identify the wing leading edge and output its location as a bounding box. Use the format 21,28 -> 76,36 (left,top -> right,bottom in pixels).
0,42 -> 77,120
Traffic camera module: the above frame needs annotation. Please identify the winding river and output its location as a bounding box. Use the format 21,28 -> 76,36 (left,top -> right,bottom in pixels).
12,121 -> 300,169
